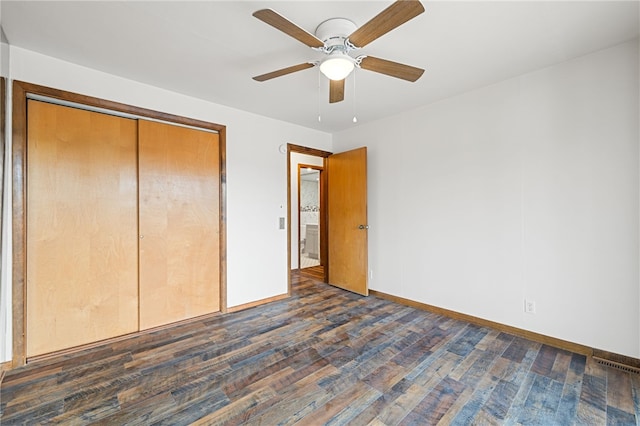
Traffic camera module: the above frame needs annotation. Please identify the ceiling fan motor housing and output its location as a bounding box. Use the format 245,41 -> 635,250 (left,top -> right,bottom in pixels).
315,18 -> 358,51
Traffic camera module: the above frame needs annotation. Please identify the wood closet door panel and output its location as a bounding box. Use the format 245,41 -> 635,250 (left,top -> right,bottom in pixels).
138,120 -> 220,330
26,100 -> 139,357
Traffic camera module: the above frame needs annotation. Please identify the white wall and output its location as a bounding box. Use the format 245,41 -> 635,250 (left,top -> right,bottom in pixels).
1,33 -> 9,77
290,153 -> 323,269
334,39 -> 640,358
0,46 -> 332,363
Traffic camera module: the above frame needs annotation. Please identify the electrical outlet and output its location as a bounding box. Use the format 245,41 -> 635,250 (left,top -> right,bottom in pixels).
369,269 -> 373,280
525,299 -> 536,314
279,217 -> 285,230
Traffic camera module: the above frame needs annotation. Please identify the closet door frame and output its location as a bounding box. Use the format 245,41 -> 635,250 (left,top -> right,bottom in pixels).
11,80 -> 228,367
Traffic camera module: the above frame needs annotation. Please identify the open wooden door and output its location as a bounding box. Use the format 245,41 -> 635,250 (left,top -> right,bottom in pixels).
327,147 -> 368,296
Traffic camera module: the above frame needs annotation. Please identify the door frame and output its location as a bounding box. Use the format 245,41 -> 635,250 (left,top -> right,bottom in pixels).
11,80 -> 228,367
287,144 -> 331,293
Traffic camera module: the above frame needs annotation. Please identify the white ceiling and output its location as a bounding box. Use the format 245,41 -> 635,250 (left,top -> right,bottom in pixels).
1,1 -> 638,133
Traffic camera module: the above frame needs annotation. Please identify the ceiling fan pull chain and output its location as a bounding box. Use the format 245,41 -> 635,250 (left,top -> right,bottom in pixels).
318,68 -> 322,122
352,69 -> 358,123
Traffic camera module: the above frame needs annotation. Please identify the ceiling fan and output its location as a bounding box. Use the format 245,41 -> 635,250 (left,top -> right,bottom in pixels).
252,0 -> 425,104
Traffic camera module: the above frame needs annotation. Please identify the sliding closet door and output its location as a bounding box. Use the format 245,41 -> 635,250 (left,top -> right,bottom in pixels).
138,120 -> 220,329
26,100 -> 139,357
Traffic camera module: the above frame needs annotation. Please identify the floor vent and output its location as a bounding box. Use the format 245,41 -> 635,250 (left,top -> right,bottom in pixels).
593,357 -> 640,375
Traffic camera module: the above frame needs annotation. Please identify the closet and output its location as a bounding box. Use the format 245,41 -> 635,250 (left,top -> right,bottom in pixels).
26,100 -> 220,357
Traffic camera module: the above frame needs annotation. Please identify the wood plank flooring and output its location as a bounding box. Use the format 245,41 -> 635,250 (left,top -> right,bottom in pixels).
1,272 -> 639,425
299,265 -> 325,282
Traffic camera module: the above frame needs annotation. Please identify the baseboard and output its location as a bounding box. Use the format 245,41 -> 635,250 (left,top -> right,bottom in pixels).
370,289 -> 640,371
370,289 -> 594,355
1,361 -> 11,382
8,290 -> 637,374
227,293 -> 289,313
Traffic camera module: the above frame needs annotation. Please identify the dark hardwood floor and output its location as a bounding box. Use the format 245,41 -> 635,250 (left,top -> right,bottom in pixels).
1,271 -> 639,425
299,264 -> 324,282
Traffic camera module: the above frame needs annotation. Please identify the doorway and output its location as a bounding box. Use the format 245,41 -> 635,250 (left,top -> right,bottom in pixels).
298,165 -> 322,269
288,145 -> 331,289
287,144 -> 369,296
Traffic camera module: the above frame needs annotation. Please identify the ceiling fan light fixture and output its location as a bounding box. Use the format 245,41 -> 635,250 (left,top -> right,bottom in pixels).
320,54 -> 354,81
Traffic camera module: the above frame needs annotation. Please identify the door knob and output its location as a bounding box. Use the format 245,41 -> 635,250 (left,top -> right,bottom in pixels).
358,225 -> 369,230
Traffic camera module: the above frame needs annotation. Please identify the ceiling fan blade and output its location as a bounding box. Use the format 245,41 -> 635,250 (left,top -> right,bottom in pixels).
348,0 -> 425,48
329,79 -> 345,103
359,56 -> 424,82
253,9 -> 324,48
253,63 -> 315,82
